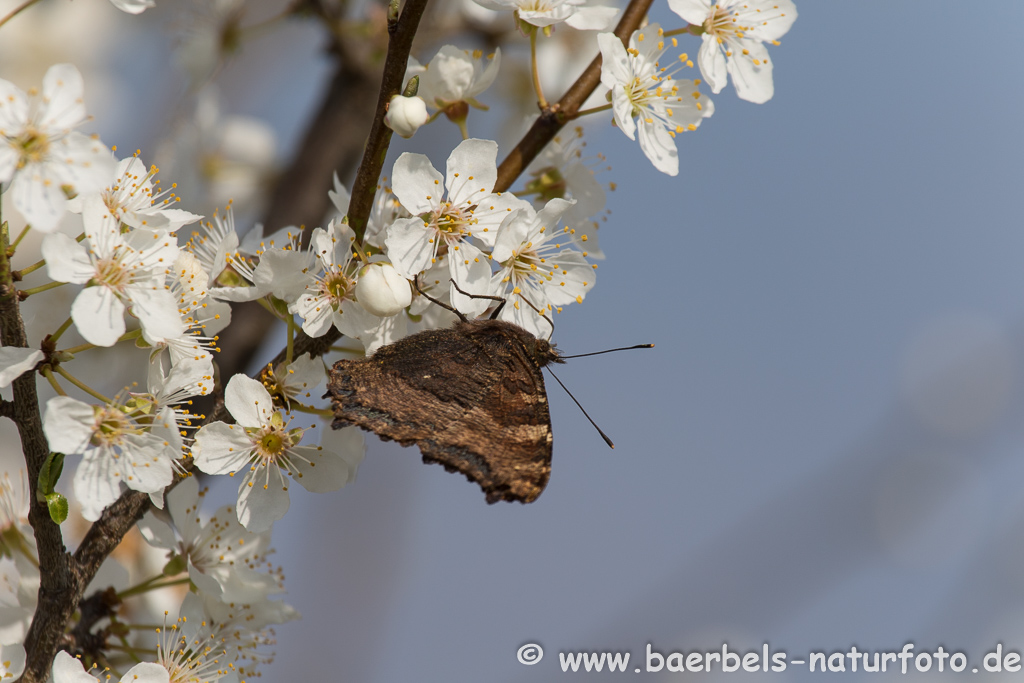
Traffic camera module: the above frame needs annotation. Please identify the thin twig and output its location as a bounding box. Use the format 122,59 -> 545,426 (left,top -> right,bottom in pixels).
345,0 -> 432,239
494,0 -> 655,192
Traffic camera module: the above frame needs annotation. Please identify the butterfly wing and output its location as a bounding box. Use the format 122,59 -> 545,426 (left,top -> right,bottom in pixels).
327,321 -> 552,503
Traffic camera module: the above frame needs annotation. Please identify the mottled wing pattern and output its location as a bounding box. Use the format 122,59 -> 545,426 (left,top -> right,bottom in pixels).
327,321 -> 552,503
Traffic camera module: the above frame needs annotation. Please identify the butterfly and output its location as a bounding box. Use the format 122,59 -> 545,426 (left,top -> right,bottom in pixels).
326,278 -> 650,503
327,315 -> 561,503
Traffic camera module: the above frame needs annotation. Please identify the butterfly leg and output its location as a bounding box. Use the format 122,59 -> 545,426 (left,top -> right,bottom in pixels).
412,275 -> 469,322
447,279 -> 507,319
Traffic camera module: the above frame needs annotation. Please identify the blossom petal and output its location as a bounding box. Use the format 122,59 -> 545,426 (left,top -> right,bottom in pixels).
472,47 -> 502,97
665,0 -> 709,25
0,348 -> 42,388
465,191 -> 531,248
41,233 -> 94,284
446,139 -> 497,206
609,87 -> 636,140
138,509 -> 177,550
392,152 -> 442,216
0,79 -> 28,132
72,286 -> 126,347
48,132 -> 115,197
290,446 -> 351,493
597,32 -> 631,89
73,451 -> 125,522
333,299 -> 383,342
290,293 -> 336,338
491,207 -> 534,263
0,643 -> 25,680
636,117 -> 679,175
118,662 -> 169,683
0,146 -> 18,185
109,0 -> 156,14
725,38 -> 775,103
52,651 -> 98,683
236,474 -> 290,533
192,422 -> 253,475
252,248 -> 315,303
42,396 -> 96,455
8,166 -> 69,233
448,241 -> 492,317
564,5 -> 618,30
40,64 -> 86,131
753,0 -> 797,41
698,33 -> 729,94
385,217 -> 435,278
225,374 -> 275,428
128,286 -> 185,343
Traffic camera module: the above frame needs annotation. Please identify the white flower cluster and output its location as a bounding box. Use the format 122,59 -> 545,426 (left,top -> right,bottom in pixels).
0,0 -> 798,676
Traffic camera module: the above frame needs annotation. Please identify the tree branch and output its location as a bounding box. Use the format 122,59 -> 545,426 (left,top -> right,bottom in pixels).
0,226 -> 75,683
494,0 -> 654,192
346,0 -> 432,238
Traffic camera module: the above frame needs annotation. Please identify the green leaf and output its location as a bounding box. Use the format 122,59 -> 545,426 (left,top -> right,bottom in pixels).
37,451 -> 64,500
45,492 -> 68,525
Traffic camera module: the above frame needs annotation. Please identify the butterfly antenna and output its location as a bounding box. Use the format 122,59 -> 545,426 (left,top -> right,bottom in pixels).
546,368 -> 615,449
561,344 -> 655,359
448,279 -> 507,319
413,275 -> 467,323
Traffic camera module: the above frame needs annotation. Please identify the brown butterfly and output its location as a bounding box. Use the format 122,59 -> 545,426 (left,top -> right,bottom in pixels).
326,280 -> 650,503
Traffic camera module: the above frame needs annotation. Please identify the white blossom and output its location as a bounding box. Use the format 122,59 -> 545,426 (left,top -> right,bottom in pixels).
261,353 -> 325,410
0,64 -> 114,232
286,219 -> 370,335
597,25 -> 714,175
138,477 -> 282,603
385,95 -> 429,138
192,375 -> 362,532
417,46 -> 501,112
667,0 -> 797,103
43,396 -> 179,521
69,155 -> 201,233
355,262 -> 412,317
490,199 -> 594,338
385,138 -> 528,316
526,130 -> 608,258
147,251 -> 229,379
41,195 -> 183,347
472,0 -> 616,29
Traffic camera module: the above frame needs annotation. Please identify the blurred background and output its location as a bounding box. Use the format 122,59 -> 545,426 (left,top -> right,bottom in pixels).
4,0 -> 1024,680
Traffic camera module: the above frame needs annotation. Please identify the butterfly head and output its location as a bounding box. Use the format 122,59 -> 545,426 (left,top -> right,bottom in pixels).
530,336 -> 565,367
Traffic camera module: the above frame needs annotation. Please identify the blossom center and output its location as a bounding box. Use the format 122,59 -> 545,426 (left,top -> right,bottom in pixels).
260,430 -> 285,456
12,128 -> 49,167
91,407 -> 132,447
511,246 -> 551,282
250,416 -> 299,466
705,6 -> 747,39
431,203 -> 473,238
319,271 -> 353,306
519,0 -> 553,12
525,166 -> 567,202
95,253 -> 132,291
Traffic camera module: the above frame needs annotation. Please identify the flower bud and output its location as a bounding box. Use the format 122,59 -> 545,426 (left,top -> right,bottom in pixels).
384,95 -> 429,138
355,262 -> 412,317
